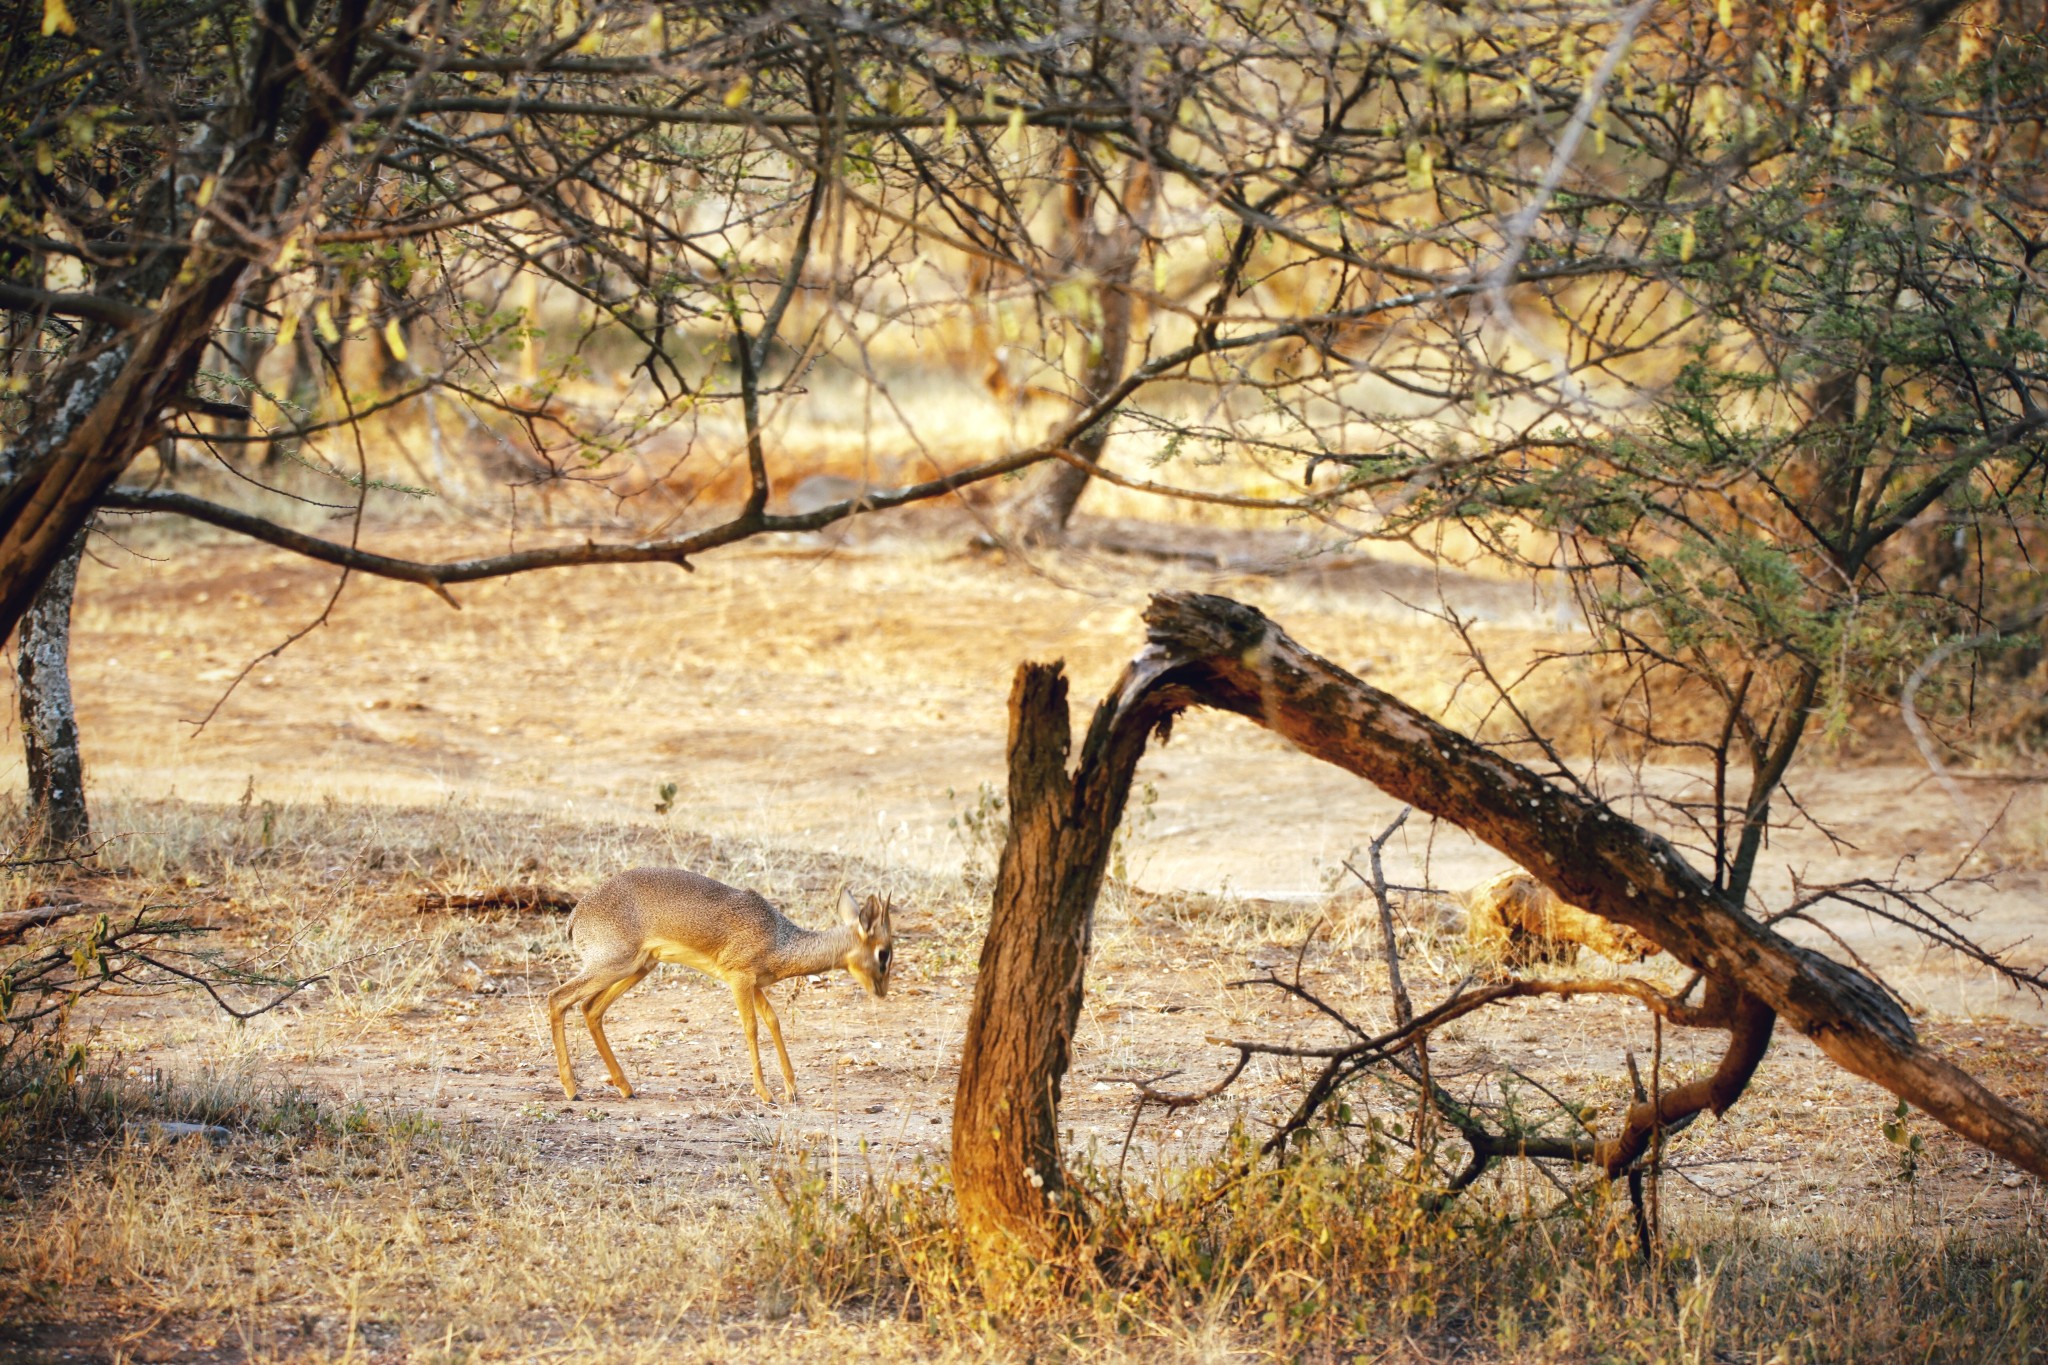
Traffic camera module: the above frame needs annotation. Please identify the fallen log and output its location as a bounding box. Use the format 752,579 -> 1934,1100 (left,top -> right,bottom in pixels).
953,591 -> 2048,1253
0,903 -> 75,946
413,885 -> 576,915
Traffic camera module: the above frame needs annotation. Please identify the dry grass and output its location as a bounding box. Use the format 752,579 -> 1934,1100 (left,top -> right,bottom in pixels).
747,1132 -> 2047,1363
4,1071 -> 2042,1363
1,516 -> 2042,1361
0,796 -> 2042,1362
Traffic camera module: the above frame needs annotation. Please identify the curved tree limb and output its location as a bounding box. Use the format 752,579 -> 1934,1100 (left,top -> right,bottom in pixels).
1132,592 -> 2048,1179
954,590 -> 2048,1255
96,434 -> 1065,601
0,282 -> 151,330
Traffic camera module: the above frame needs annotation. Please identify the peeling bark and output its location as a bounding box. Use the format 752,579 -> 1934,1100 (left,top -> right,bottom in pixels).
952,591 -> 2048,1252
16,529 -> 88,851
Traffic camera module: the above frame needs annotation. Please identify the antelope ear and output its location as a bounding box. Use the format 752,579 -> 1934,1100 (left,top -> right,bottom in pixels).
860,893 -> 886,936
838,887 -> 862,930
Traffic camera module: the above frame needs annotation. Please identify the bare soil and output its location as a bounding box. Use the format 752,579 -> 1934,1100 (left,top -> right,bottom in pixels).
3,511 -> 2044,1360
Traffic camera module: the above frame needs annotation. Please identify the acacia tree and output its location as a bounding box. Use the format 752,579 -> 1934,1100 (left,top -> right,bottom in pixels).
10,0 -> 1813,608
4,0 -> 2042,1248
5,0 -> 1755,817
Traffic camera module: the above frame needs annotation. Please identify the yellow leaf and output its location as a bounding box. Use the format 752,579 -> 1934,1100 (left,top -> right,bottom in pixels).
1006,105 -> 1026,144
942,106 -> 958,144
383,317 -> 409,362
1152,249 -> 1170,293
35,143 -> 53,175
722,75 -> 751,108
42,0 -> 76,37
575,28 -> 603,54
314,300 -> 339,344
276,311 -> 298,348
1404,143 -> 1434,192
193,175 -> 216,208
1717,0 -> 1731,28
1679,223 -> 1696,263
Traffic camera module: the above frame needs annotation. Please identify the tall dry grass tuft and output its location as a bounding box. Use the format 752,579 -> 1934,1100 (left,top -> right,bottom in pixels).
7,1088 -> 2041,1360
742,1124 -> 2047,1362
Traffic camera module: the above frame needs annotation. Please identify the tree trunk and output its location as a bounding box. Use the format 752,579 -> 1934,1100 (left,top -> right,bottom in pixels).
1010,281 -> 1137,542
950,591 -> 2048,1255
0,0 -> 370,643
17,529 -> 89,852
952,661 -> 1178,1253
1010,158 -> 1154,544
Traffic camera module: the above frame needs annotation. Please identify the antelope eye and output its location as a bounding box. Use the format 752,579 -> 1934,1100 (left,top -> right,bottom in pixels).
878,947 -> 893,974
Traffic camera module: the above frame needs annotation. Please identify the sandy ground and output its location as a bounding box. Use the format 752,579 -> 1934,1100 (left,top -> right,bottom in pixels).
59,511 -> 2047,1007
11,511 -> 2047,1251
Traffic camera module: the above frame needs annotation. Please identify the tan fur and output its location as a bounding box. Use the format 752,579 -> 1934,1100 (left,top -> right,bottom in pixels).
549,868 -> 895,1104
1462,870 -> 1658,968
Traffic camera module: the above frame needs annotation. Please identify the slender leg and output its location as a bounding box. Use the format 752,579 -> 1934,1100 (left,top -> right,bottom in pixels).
584,963 -> 652,1099
588,965 -> 648,1021
548,968 -> 622,1101
732,980 -> 774,1104
754,987 -> 798,1101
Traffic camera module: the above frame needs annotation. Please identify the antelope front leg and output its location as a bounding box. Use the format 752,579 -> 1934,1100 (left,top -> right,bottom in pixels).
732,981 -> 775,1104
754,987 -> 799,1102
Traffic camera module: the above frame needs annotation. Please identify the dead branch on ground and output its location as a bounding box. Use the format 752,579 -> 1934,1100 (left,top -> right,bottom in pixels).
413,885 -> 577,915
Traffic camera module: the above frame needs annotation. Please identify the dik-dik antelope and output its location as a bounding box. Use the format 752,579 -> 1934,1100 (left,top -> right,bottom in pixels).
548,868 -> 895,1104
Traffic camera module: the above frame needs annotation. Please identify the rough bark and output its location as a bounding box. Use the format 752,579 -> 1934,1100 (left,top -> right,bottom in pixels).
951,591 -> 2048,1252
17,530 -> 89,851
1134,594 -> 2048,1181
952,662 -> 1178,1252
